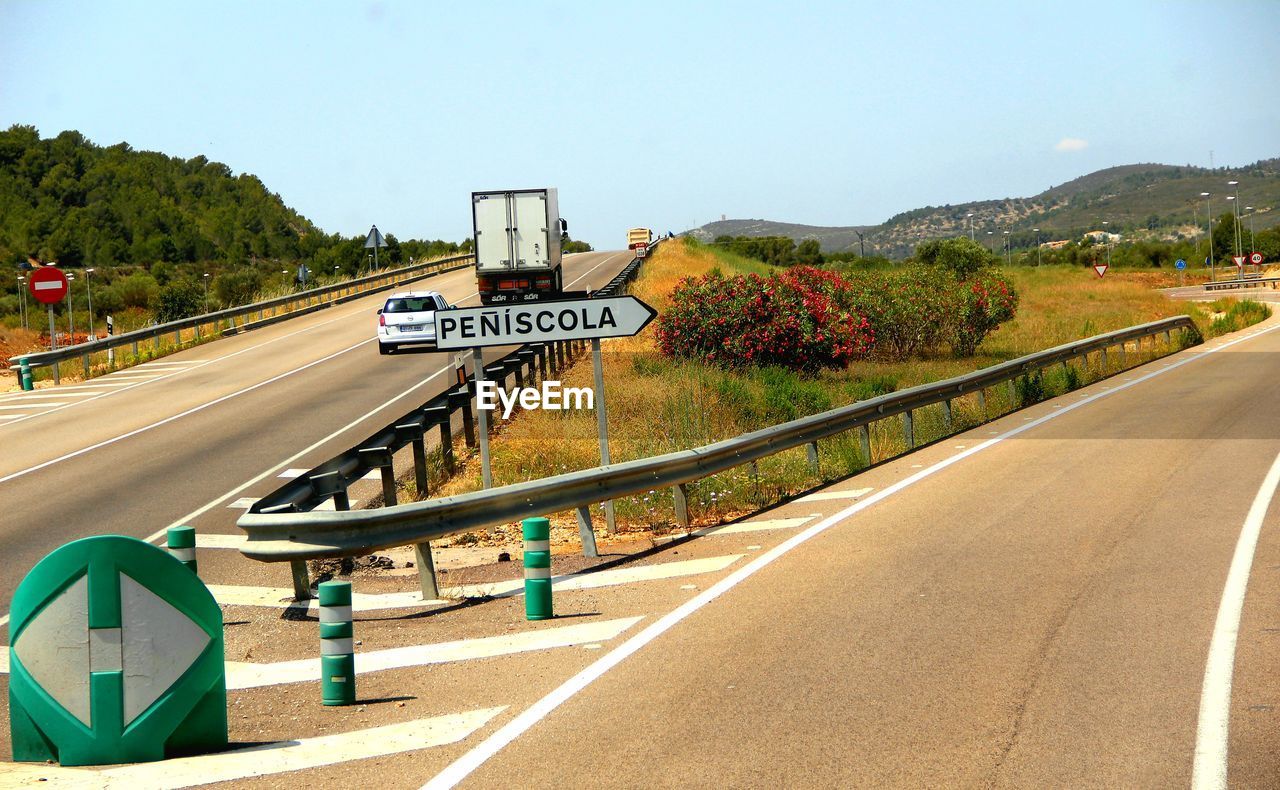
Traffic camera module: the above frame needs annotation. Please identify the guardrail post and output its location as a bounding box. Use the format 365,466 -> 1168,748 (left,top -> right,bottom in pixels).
395,423 -> 429,498
318,580 -> 356,706
52,361 -> 60,386
82,352 -> 90,379
290,561 -> 311,601
194,323 -> 201,341
1006,379 -> 1016,407
978,388 -> 987,418
451,388 -> 476,448
806,441 -> 820,475
413,542 -> 440,600
131,338 -> 139,358
513,358 -> 525,390
537,345 -> 548,378
673,483 -> 691,529
858,424 -> 872,466
153,331 -> 161,353
360,447 -> 397,506
1100,347 -> 1108,372
174,328 -> 181,346
943,399 -> 953,432
1164,329 -> 1172,345
1119,343 -> 1127,367
523,517 -> 553,621
575,506 -> 599,558
312,470 -> 351,511
903,410 -> 915,450
166,526 -> 197,574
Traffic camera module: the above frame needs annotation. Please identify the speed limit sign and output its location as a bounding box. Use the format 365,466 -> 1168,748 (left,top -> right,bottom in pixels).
1250,252 -> 1264,265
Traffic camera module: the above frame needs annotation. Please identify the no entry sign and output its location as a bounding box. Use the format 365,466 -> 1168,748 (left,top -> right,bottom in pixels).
28,266 -> 68,304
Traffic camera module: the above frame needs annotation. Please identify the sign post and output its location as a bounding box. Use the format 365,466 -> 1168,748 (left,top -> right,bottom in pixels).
28,266 -> 69,353
364,225 -> 386,273
435,295 -> 656,496
1175,258 -> 1186,287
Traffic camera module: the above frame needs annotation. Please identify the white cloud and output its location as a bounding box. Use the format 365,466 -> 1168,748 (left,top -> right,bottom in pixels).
1054,137 -> 1088,152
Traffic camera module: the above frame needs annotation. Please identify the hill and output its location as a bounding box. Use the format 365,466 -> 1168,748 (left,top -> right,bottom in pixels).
0,125 -> 463,272
690,159 -> 1280,258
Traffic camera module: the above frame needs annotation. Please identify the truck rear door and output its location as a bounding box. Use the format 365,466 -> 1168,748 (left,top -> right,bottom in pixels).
474,193 -> 513,270
511,191 -> 550,269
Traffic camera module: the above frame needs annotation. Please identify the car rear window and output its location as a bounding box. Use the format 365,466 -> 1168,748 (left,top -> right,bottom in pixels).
384,298 -> 436,313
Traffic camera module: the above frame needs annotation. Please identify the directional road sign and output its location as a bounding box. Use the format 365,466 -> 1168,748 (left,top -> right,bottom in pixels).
28,266 -> 68,305
8,536 -> 227,766
1094,263 -> 1108,278
1233,255 -> 1246,269
1250,252 -> 1264,265
435,295 -> 657,350
364,225 -> 386,249
1175,259 -> 1186,270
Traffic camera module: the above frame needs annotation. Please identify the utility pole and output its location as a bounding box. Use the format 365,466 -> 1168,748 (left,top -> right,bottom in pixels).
1202,192 -> 1214,281
856,230 -> 865,259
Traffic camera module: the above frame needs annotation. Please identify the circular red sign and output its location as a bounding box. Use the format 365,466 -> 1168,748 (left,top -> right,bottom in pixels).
1251,252 -> 1264,265
28,266 -> 69,304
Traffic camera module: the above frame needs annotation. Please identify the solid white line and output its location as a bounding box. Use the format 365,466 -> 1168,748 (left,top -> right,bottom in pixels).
422,320 -> 1280,790
1191,448 -> 1280,790
0,336 -> 373,486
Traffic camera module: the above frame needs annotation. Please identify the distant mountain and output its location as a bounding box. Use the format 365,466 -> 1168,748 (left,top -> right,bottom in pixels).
689,159 -> 1280,258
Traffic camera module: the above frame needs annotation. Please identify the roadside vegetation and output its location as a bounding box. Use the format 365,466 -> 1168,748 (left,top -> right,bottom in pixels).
430,237 -> 1271,544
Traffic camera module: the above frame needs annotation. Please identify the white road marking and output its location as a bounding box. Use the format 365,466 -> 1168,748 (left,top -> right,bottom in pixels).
795,487 -> 874,503
224,617 -> 642,690
18,709 -> 505,788
445,554 -> 744,599
195,534 -> 247,549
279,468 -> 309,478
1192,448 -> 1280,790
673,516 -> 817,538
0,414 -> 30,420
0,402 -> 69,410
208,584 -> 445,611
227,497 -> 258,509
421,320 -> 1280,790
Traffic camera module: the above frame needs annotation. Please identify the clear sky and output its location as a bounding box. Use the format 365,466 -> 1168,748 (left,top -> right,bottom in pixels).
2,0 -> 1277,249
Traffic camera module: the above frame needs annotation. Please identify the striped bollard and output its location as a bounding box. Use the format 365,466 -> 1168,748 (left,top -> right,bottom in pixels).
319,580 -> 356,706
19,359 -> 33,391
166,526 -> 197,574
523,517 -> 553,621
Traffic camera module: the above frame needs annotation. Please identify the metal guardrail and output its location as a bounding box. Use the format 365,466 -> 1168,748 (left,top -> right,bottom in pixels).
1205,276 -> 1278,292
8,253 -> 474,384
237,243 -> 659,597
238,309 -> 1196,587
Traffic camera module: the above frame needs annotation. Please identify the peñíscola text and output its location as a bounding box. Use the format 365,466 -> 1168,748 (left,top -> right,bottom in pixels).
475,380 -> 594,419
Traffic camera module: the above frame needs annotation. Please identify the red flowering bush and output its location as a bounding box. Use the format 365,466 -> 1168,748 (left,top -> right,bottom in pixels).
949,269 -> 1019,356
655,267 -> 873,370
837,266 -> 954,360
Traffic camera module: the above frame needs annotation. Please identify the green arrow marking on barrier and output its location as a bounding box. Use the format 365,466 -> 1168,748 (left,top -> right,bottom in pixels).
8,535 -> 227,766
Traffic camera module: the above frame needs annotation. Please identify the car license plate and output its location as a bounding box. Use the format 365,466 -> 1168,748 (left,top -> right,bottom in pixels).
400,324 -> 423,332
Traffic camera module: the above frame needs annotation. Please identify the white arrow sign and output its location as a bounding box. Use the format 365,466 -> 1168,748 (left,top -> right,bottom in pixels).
435,296 -> 657,349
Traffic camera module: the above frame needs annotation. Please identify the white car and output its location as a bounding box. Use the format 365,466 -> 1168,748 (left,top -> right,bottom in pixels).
377,291 -> 450,354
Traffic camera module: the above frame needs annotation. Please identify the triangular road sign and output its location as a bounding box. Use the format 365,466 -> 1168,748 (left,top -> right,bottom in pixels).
1232,255 -> 1246,269
364,225 -> 385,249
1094,263 -> 1108,278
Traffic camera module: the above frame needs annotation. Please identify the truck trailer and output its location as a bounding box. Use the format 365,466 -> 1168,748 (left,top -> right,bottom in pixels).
472,189 -> 567,304
627,227 -> 652,249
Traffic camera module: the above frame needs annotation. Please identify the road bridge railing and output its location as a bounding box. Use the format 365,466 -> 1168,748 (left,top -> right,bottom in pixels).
8,252 -> 474,386
238,310 -> 1194,598
1204,276 -> 1278,292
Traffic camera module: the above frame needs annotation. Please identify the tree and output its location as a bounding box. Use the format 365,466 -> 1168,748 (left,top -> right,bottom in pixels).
796,239 -> 824,266
915,236 -> 996,277
152,278 -> 204,322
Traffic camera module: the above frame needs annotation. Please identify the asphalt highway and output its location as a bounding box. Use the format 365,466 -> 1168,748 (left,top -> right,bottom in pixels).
443,316 -> 1280,788
0,250 -> 638,614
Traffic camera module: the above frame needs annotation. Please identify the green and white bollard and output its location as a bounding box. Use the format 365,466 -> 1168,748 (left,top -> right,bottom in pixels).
19,359 -> 33,391
319,580 -> 356,706
166,526 -> 197,574
523,517 -> 553,621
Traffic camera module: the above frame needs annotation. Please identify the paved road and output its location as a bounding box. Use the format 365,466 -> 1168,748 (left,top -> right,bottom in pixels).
439,318 -> 1280,788
0,250 -> 637,613
1164,280 -> 1280,303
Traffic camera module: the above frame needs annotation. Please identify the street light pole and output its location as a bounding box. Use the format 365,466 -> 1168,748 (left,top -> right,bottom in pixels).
1002,230 -> 1010,266
17,275 -> 27,330
66,273 -> 76,343
967,212 -> 975,241
85,268 -> 95,339
202,273 -> 210,311
1244,206 -> 1256,255
1033,228 -> 1042,266
986,230 -> 994,252
1228,180 -> 1242,260
1202,192 -> 1214,281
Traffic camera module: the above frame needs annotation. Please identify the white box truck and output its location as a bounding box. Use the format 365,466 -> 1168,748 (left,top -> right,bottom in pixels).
472,188 -> 567,304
